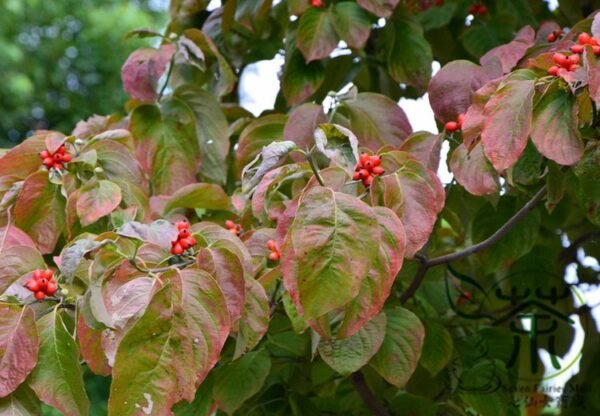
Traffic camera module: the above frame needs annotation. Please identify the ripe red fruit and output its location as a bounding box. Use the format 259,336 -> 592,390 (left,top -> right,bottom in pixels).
35,291 -> 46,301
362,175 -> 374,187
359,169 -> 370,179
578,32 -> 591,45
547,32 -> 557,42
548,66 -> 559,76
267,240 -> 278,251
171,243 -> 184,255
569,64 -> 580,72
371,166 -> 385,175
457,113 -> 465,129
571,44 -> 584,54
590,37 -> 598,46
43,157 -> 54,166
25,279 -> 40,292
593,45 -> 600,56
46,282 -> 57,296
175,221 -> 189,230
359,153 -> 369,165
33,270 -> 43,280
445,121 -> 458,132
364,160 -> 374,169
225,220 -> 235,229
353,171 -> 361,180
40,150 -> 50,158
61,153 -> 72,162
568,54 -> 580,64
552,53 -> 567,66
477,4 -> 487,14
370,155 -> 381,166
268,251 -> 280,261
179,228 -> 190,238
310,0 -> 324,7
58,145 -> 66,154
38,278 -> 48,289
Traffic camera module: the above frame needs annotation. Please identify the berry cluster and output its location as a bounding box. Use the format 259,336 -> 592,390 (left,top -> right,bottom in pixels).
548,53 -> 580,76
353,153 -> 384,187
24,269 -> 58,301
421,0 -> 444,11
570,32 -> 600,55
445,113 -> 465,133
546,29 -> 564,43
225,220 -> 242,236
455,291 -> 473,306
468,3 -> 487,16
40,145 -> 71,170
171,221 -> 196,255
267,240 -> 281,261
310,0 -> 324,7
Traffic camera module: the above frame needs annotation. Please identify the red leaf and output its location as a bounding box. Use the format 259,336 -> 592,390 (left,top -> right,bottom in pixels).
76,180 -> 122,226
461,78 -> 502,148
76,311 -> 111,376
284,103 -> 326,156
0,226 -> 37,250
121,44 -> 176,102
233,277 -> 270,359
449,142 -> 500,196
399,132 -> 442,171
480,26 -> 535,74
296,8 -> 338,62
356,0 -> 400,17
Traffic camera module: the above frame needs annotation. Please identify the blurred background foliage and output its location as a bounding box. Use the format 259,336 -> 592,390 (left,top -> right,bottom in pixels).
0,0 -> 167,147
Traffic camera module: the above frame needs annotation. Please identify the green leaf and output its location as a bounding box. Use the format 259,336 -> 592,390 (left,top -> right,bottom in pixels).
420,321 -> 453,377
318,313 -> 386,375
386,12 -> 433,93
449,142 -> 500,196
418,2 -> 457,31
281,48 -> 326,106
109,269 -> 230,415
213,349 -> 271,414
0,305 -> 38,397
172,85 -> 230,185
234,278 -> 270,359
234,115 -> 287,177
573,144 -> 600,225
389,392 -> 437,416
296,7 -> 339,62
531,86 -> 583,166
370,306 -> 424,387
356,0 -> 400,18
0,383 -> 41,415
30,309 -> 90,416
14,171 -> 66,254
331,2 -> 372,49
0,245 -> 45,294
241,141 -> 298,192
481,78 -> 535,171
58,238 -> 112,281
281,186 -> 380,320
76,180 -> 122,226
341,93 -> 412,150
0,132 -> 51,184
164,183 -> 230,214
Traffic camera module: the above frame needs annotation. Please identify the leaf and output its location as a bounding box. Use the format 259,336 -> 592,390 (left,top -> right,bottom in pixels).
386,12 -> 433,92
241,141 -> 298,192
281,187 -> 380,320
591,12 -> 600,39
109,269 -> 230,415
121,45 -> 175,102
481,78 -> 535,171
297,7 -> 338,62
172,84 -> 231,185
164,183 -> 230,213
58,238 -> 112,281
420,321 -> 453,377
0,132 -> 50,185
234,115 -> 287,177
0,383 -> 40,415
76,180 -> 122,226
418,1 -> 457,30
213,349 -> 271,415
76,310 -> 111,376
0,305 -> 38,398
117,219 -> 179,250
281,47 -> 326,106
356,0 -> 400,17
341,92 -> 412,150
530,86 -> 583,166
370,306 -> 424,387
449,142 -> 500,196
318,313 -> 386,375
234,278 -> 269,359
573,145 -> 600,225
0,226 -> 37,250
284,103 -> 327,152
314,124 -> 360,174
399,131 -> 442,172
586,46 -> 600,105
30,309 -> 89,416
0,246 -> 45,295
331,2 -> 372,49
14,171 -> 65,254
479,26 -> 535,74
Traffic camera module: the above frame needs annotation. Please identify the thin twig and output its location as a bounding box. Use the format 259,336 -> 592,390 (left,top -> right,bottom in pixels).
350,372 -> 391,416
306,153 -> 325,186
129,257 -> 195,274
400,186 -> 547,304
157,54 -> 175,101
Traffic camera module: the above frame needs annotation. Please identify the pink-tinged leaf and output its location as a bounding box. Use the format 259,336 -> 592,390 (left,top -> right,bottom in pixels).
296,7 -> 339,62
109,269 -> 230,415
331,2 -> 372,49
318,313 -> 386,375
76,310 -> 111,376
72,114 -> 124,138
76,180 -> 122,226
30,309 -> 90,416
197,247 -> 245,324
334,207 -> 405,339
531,87 -> 583,166
44,132 -> 68,155
585,46 -> 600,105
449,142 -> 500,196
235,115 -> 287,177
356,0 -> 400,17
164,183 -> 230,214
117,219 -> 179,251
0,383 -> 40,414
0,132 -> 52,184
281,48 -> 326,106
481,79 -> 535,171
284,103 -> 327,154
14,171 -> 65,254
536,21 -> 561,43
461,78 -> 502,148
105,277 -> 153,330
591,12 -> 600,40
342,93 -> 412,150
428,60 -> 500,123
192,222 -> 254,273
0,226 -> 37,250
0,246 -> 46,295
0,305 -> 38,398
369,306 -> 424,388
281,187 -> 380,320
480,26 -> 535,74
121,44 -> 176,102
233,278 -> 270,359
399,132 -> 442,171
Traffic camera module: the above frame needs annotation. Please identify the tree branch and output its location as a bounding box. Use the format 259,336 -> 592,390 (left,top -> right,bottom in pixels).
350,372 -> 391,416
400,186 -> 547,304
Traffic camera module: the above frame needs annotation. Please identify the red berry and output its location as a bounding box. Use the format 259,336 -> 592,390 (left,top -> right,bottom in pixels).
53,162 -> 63,170
371,166 -> 385,175
547,32 -> 557,43
35,291 -> 46,301
445,121 -> 458,132
310,0 -> 324,8
179,228 -> 190,238
225,220 -> 235,229
362,175 -> 374,187
568,54 -> 580,64
58,145 -> 66,154
353,171 -> 361,180
578,32 -> 591,45
43,157 -> 54,167
40,150 -> 50,159
46,282 -> 57,296
38,278 -> 48,289
569,64 -> 580,72
477,4 -> 487,14
359,153 -> 369,164
457,113 -> 465,129
25,279 -> 40,292
33,270 -> 43,280
370,155 -> 381,166
571,44 -> 584,54
267,240 -> 278,251
175,221 -> 189,230
43,269 -> 53,279
590,37 -> 598,46
435,0 -> 444,5
456,291 -> 473,306
61,153 -> 72,163
548,65 -> 559,76
593,45 -> 600,56
552,53 -> 567,66
268,251 -> 280,261
359,169 -> 370,179
364,160 -> 374,170
184,237 -> 196,248
468,4 -> 477,14
171,243 -> 184,255
188,237 -> 197,246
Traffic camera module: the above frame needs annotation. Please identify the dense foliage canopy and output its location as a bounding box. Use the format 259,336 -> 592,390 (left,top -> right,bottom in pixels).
1,0 -> 600,415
